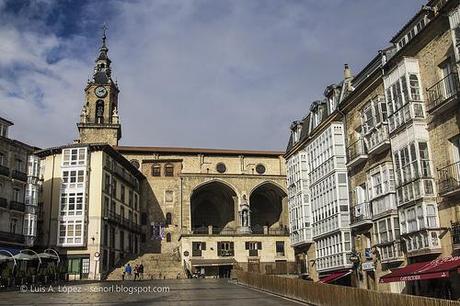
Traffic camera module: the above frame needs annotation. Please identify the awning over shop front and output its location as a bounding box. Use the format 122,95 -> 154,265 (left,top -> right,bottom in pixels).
380,256 -> 460,283
190,258 -> 236,267
319,270 -> 351,284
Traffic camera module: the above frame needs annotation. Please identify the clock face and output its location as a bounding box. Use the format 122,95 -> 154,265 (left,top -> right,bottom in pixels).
95,86 -> 107,98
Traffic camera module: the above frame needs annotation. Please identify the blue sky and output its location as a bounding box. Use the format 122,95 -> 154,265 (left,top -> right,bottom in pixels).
0,0 -> 426,150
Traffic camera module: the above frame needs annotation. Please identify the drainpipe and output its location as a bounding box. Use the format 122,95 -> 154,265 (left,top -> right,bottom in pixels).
180,177 -> 183,230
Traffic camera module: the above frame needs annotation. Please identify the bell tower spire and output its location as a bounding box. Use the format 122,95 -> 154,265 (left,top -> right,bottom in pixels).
77,24 -> 122,146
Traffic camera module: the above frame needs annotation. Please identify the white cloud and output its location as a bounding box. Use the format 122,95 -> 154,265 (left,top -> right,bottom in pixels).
0,0 -> 426,150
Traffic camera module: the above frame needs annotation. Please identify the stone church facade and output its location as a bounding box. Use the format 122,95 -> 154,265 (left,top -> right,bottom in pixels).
37,28 -> 294,279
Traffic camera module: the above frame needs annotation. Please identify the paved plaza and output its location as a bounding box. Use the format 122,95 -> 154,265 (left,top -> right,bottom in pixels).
0,279 -> 307,306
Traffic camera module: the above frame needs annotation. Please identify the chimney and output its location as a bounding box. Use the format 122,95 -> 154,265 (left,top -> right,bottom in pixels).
344,64 -> 352,80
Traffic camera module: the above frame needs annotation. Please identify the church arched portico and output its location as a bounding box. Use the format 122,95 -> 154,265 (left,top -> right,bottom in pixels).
190,181 -> 238,233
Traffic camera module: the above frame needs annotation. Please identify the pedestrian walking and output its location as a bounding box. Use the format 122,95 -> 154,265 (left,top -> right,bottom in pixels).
139,263 -> 144,280
125,263 -> 132,280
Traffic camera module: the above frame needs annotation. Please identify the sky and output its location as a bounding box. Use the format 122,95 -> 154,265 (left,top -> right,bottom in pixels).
0,0 -> 426,151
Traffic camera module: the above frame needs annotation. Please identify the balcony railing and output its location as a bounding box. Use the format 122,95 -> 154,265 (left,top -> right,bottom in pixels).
0,198 -> 8,209
438,161 -> 460,196
104,210 -> 142,233
403,229 -> 442,257
192,249 -> 202,257
109,163 -> 139,190
0,165 -> 9,177
249,249 -> 258,257
427,72 -> 460,112
0,231 -> 25,244
377,241 -> 404,263
365,124 -> 390,155
11,170 -> 27,182
346,138 -> 367,167
388,101 -> 425,134
10,201 -> 25,212
186,225 -> 289,236
452,222 -> 460,248
218,249 -> 234,257
351,202 -> 372,227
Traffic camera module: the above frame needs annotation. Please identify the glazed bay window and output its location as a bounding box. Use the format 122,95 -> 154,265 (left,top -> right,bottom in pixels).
60,192 -> 84,216
384,58 -> 425,133
373,217 -> 403,261
62,170 -> 85,189
366,163 -> 396,217
62,148 -> 87,167
58,220 -> 83,246
361,97 -> 389,153
400,203 -> 439,234
393,141 -> 435,206
374,217 -> 400,244
400,204 -> 441,255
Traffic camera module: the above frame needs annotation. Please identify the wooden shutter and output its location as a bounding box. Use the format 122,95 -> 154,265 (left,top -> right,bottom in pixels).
201,242 -> 206,250
245,242 -> 249,250
257,242 -> 262,250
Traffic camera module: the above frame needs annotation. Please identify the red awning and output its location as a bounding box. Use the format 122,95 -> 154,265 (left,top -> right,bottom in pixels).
319,270 -> 351,284
380,256 -> 460,283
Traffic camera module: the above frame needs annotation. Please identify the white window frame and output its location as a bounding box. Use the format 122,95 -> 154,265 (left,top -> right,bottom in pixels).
62,148 -> 87,167
58,219 -> 84,246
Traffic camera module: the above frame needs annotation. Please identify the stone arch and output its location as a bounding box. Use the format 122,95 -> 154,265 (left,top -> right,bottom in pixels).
248,180 -> 287,197
249,181 -> 287,229
190,180 -> 238,233
191,178 -> 239,195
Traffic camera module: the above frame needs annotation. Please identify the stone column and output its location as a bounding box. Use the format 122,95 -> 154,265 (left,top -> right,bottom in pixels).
233,195 -> 239,229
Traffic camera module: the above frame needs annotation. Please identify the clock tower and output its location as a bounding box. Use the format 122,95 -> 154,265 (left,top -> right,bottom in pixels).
77,27 -> 121,146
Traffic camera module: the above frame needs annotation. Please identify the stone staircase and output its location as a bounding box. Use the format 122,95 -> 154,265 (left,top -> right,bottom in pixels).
106,252 -> 185,280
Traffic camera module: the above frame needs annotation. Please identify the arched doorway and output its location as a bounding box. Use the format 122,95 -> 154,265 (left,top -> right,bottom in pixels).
191,181 -> 237,233
249,182 -> 287,231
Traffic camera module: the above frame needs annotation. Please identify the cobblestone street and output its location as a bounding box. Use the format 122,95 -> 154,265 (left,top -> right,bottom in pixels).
0,279 -> 306,306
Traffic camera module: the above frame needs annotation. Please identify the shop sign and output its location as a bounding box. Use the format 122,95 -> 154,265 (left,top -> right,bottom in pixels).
362,261 -> 374,271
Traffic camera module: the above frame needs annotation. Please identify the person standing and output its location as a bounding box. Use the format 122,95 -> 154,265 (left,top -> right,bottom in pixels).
134,264 -> 139,281
125,263 -> 132,280
138,263 -> 144,280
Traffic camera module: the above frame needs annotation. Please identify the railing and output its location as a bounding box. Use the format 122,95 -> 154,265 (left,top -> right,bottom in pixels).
388,101 -> 425,133
346,138 -> 367,163
251,225 -> 264,234
427,72 -> 460,111
0,231 -> 25,243
186,226 -> 289,236
11,170 -> 27,182
351,202 -> 372,225
0,198 -> 8,209
438,161 -> 460,195
249,249 -> 258,257
365,124 -> 389,154
452,222 -> 460,246
218,249 -> 234,257
191,226 -> 208,235
0,165 -> 9,177
110,163 -> 139,190
104,210 -> 142,233
235,271 -> 460,306
10,201 -> 25,212
192,249 -> 202,257
269,227 -> 289,235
